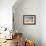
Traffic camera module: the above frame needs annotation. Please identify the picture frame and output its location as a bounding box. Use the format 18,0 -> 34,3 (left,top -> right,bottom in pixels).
23,15 -> 36,25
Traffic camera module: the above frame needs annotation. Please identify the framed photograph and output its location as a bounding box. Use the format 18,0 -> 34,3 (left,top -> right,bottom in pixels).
23,15 -> 36,25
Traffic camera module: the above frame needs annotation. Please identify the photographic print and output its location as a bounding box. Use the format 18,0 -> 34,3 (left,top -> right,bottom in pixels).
23,15 -> 36,25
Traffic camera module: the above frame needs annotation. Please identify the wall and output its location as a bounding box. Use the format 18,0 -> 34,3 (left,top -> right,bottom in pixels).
13,0 -> 41,46
0,0 -> 16,29
0,0 -> 46,46
41,0 -> 46,46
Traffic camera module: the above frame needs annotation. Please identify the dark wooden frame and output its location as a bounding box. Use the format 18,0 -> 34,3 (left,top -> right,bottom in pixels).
23,15 -> 36,25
